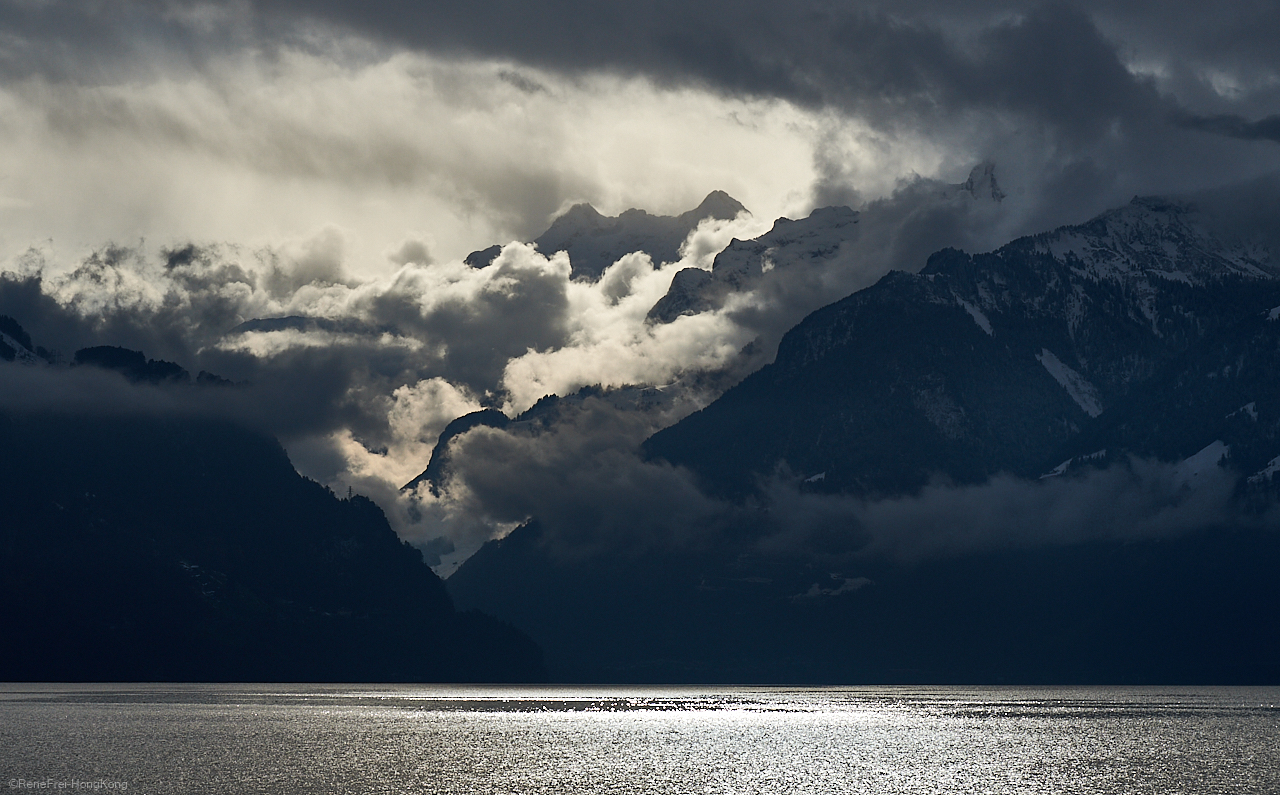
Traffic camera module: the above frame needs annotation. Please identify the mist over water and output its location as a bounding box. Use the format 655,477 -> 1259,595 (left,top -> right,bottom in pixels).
2,684 -> 1277,794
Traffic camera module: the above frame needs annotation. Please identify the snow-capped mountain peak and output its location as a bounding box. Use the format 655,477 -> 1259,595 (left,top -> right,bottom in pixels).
1032,196 -> 1279,283
959,161 -> 1006,202
483,191 -> 751,281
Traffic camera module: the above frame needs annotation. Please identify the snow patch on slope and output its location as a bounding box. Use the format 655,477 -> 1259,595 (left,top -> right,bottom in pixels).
1248,455 -> 1280,484
956,297 -> 993,336
1173,441 -> 1229,486
1150,269 -> 1193,284
1227,402 -> 1258,421
1036,348 -> 1103,417
0,330 -> 39,364
1040,449 -> 1107,479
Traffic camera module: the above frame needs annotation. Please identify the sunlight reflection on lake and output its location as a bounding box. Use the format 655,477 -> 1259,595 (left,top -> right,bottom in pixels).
2,684 -> 1277,794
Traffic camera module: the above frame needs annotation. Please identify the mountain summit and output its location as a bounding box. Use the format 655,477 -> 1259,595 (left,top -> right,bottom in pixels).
958,161 -> 1005,202
466,191 -> 748,280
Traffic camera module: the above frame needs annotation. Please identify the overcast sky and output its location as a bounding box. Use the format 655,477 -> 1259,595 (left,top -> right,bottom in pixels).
0,0 -> 1276,268
2,0 -> 1278,564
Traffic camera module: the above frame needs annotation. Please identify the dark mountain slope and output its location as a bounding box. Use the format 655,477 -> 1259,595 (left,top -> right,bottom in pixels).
645,269 -> 1091,498
448,518 -> 1280,684
0,407 -> 545,682
402,408 -> 511,495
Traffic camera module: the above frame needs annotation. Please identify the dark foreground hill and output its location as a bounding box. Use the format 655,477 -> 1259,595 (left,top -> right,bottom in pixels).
0,409 -> 546,682
448,518 -> 1280,684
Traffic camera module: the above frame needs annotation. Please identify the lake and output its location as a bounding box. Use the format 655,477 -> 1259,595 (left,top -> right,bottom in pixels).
2,684 -> 1277,793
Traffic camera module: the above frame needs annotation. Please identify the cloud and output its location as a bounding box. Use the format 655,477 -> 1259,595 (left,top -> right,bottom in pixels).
1173,111 -> 1280,143
0,36 -> 818,269
500,215 -> 770,412
0,211 -> 771,547
752,456 -> 1262,565
235,1 -> 1276,123
8,1 -> 1278,110
3,0 -> 1278,271
398,394 -> 729,567
648,168 -> 1018,378
385,396 -> 1269,573
7,160 -> 1277,566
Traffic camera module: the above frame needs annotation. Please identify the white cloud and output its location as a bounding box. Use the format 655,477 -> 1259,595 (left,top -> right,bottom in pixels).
0,45 -> 824,276
501,213 -> 769,413
332,377 -> 481,489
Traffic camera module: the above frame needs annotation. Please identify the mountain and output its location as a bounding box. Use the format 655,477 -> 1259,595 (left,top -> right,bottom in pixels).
446,191 -> 1280,684
0,314 -> 47,364
645,195 -> 1280,498
227,315 -> 385,336
646,162 -> 1005,325
73,345 -> 193,385
403,408 -> 511,496
466,190 -> 747,280
402,383 -> 677,497
0,409 -> 546,682
648,205 -> 860,323
447,517 -> 1280,684
0,323 -> 546,682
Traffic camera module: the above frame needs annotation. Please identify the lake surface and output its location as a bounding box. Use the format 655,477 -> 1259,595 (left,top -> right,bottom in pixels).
2,684 -> 1277,794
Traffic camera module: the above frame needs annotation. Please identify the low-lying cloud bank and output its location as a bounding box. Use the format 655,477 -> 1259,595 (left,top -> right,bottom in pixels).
757,456 -> 1271,565
403,393 -> 1275,575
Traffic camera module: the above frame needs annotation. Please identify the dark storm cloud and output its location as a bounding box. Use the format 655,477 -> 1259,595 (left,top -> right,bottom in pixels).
236,0 -> 1277,154
0,283 -> 368,440
0,0 -> 267,80
0,235 -> 584,468
255,2 -> 1128,126
1086,0 -> 1280,77
4,0 -> 1278,563
0,247 -> 405,440
1189,173 -> 1280,254
1173,111 -> 1280,144
1,244 -> 315,369
11,1 -> 1268,131
0,336 -> 369,448
6,0 -> 1279,252
0,268 -> 101,360
363,250 -> 573,395
124,0 -> 1275,239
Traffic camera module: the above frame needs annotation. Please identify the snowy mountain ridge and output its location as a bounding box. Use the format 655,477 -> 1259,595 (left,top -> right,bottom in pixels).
474,190 -> 749,281
644,181 -> 1280,500
1031,196 -> 1279,284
